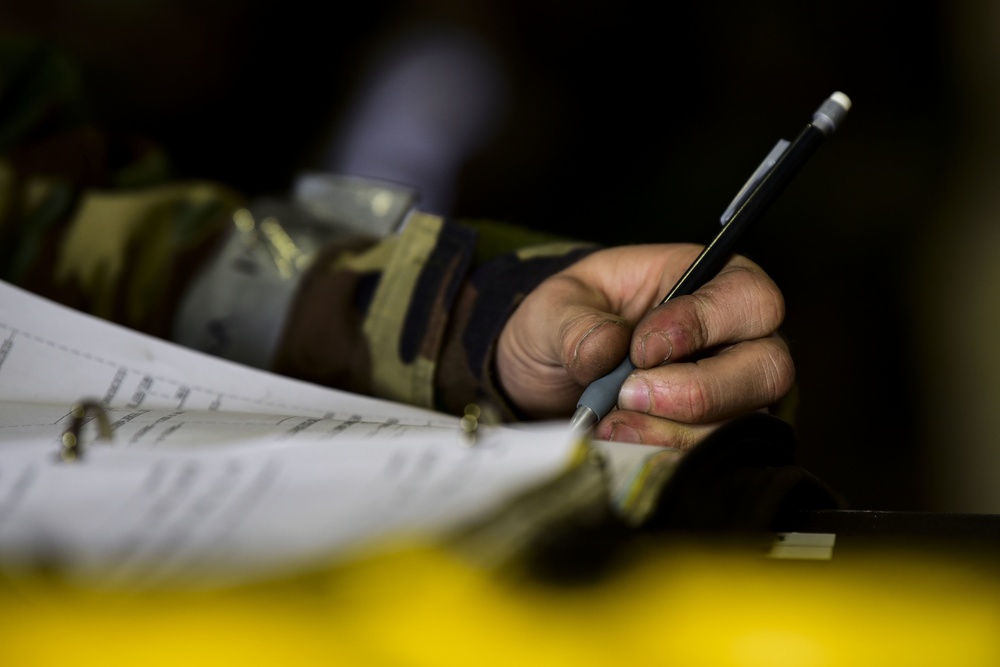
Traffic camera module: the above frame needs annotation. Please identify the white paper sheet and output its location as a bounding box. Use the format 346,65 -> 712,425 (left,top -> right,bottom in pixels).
0,280 -> 453,424
0,282 -> 579,587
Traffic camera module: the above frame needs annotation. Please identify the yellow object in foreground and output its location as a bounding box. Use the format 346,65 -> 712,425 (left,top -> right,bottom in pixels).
2,539 -> 998,667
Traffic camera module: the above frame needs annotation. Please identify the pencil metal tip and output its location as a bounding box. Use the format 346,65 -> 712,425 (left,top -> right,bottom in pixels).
570,405 -> 599,434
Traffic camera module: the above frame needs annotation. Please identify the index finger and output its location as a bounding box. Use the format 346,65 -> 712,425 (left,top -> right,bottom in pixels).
630,257 -> 785,369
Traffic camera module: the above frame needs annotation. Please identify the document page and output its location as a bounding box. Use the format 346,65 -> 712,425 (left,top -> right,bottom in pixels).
0,404 -> 575,588
0,280 -> 453,425
0,282 -> 580,587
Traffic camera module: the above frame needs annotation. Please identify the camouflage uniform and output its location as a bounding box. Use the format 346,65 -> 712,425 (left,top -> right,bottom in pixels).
0,37 -> 598,420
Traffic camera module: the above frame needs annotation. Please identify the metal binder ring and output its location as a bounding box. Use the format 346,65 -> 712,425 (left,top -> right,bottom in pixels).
59,400 -> 112,462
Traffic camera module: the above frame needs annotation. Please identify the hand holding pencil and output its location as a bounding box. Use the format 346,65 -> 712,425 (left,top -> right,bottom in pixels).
496,92 -> 850,447
496,244 -> 792,447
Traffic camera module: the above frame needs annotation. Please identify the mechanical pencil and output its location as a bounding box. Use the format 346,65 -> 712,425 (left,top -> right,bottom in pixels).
570,91 -> 852,433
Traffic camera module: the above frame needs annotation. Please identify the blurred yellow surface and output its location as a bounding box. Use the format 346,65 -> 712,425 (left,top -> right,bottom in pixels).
2,537 -> 998,667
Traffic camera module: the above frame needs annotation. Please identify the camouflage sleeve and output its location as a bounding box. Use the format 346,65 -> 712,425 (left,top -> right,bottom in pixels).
272,213 -> 599,420
0,38 -> 240,340
0,37 -> 602,420
4,156 -> 598,421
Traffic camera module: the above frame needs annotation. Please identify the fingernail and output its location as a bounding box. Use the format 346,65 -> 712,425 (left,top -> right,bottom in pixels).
639,332 -> 672,367
573,317 -> 625,363
618,377 -> 651,413
609,422 -> 642,444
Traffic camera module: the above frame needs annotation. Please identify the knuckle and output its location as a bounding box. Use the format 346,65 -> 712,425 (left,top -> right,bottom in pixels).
759,339 -> 796,400
673,425 -> 711,452
685,293 -> 714,348
681,374 -> 713,423
645,368 -> 715,424
716,263 -> 786,334
756,277 -> 786,327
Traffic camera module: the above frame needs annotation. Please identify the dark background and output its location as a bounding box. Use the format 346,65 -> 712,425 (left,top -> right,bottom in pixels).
1,0 -> 969,511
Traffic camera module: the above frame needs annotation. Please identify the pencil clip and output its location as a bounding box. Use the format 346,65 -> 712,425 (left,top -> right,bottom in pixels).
719,138 -> 790,226
59,400 -> 112,462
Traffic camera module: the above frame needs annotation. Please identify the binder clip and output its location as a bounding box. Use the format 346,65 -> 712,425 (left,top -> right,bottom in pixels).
59,400 -> 112,462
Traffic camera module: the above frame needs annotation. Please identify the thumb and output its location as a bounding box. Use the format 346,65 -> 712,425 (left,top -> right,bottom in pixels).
560,306 -> 633,386
498,274 -> 632,417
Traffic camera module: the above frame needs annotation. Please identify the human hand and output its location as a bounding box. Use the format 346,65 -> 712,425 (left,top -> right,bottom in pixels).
496,244 -> 794,448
